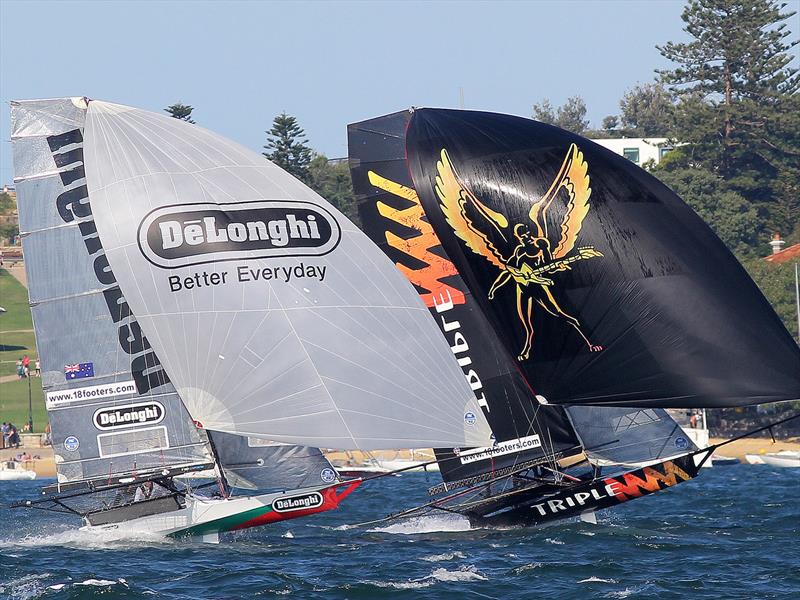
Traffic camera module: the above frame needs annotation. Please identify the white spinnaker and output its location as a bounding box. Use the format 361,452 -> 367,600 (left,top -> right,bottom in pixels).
84,101 -> 491,450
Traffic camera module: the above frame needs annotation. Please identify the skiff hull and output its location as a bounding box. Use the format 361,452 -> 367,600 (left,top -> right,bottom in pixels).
467,454 -> 704,528
81,480 -> 361,540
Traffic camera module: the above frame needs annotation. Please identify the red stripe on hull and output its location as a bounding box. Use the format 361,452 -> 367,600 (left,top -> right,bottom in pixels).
231,480 -> 362,532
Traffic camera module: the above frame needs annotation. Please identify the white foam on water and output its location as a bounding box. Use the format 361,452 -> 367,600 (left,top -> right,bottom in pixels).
430,566 -> 487,582
0,526 -> 171,549
421,551 -> 466,562
282,531 -> 294,539
367,579 -> 434,590
512,562 -> 543,574
545,537 -> 565,545
605,588 -> 637,598
75,579 -> 120,586
0,573 -> 51,600
579,576 -> 617,584
370,514 -> 472,535
366,566 -> 487,589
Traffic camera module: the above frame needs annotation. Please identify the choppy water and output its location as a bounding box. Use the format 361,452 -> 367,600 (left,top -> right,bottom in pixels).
1,465 -> 798,599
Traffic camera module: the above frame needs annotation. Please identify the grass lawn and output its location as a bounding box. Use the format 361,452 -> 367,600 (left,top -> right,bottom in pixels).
0,268 -> 45,430
0,268 -> 33,330
0,377 -> 47,432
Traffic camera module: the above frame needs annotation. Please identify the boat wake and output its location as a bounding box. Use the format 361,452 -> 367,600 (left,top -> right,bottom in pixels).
369,514 -> 472,535
0,524 -> 170,549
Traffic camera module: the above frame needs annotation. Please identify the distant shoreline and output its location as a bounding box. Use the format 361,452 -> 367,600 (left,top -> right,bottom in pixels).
3,435 -> 798,481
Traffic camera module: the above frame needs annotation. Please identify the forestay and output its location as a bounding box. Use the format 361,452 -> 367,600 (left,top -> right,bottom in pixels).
11,98 -> 214,485
83,101 -> 491,450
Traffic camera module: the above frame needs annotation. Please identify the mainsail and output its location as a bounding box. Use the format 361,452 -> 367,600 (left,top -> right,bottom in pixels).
208,432 -> 338,491
404,109 -> 800,409
566,407 -> 698,468
11,98 -> 214,486
348,110 -> 581,488
81,100 -> 491,450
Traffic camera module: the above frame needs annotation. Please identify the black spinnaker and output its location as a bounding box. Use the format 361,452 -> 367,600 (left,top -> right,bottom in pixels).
347,107 -> 800,529
405,108 -> 800,409
348,111 -> 581,492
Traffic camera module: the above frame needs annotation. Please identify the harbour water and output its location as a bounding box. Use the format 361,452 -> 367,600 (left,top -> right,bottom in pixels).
1,465 -> 798,599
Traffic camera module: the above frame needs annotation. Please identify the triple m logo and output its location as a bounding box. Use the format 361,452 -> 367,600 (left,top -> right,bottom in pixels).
137,201 -> 341,269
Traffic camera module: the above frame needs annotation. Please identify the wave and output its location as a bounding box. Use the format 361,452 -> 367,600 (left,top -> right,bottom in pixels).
0,524 -> 171,550
421,551 -> 467,562
369,514 -> 472,535
365,566 -> 487,589
578,576 -> 618,584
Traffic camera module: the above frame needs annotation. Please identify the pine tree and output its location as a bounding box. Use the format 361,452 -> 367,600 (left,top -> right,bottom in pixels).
165,102 -> 195,123
532,96 -> 589,134
306,155 -> 360,227
657,0 -> 799,215
619,83 -> 674,136
263,113 -> 313,183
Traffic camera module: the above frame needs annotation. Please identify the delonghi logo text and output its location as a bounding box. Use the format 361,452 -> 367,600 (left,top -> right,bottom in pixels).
138,201 -> 341,268
272,492 -> 324,513
93,401 -> 165,430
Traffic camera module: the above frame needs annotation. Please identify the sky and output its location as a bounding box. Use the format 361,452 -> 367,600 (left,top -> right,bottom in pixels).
0,0 -> 740,186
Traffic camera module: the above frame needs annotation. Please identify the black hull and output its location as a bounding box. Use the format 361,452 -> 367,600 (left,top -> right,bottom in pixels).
466,455 -> 701,528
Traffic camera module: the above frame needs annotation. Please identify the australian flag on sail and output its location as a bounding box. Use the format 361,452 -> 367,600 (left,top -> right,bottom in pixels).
64,362 -> 94,380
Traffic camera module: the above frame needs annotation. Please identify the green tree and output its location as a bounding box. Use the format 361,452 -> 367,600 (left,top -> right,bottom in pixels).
601,115 -> 619,131
263,113 -> 313,183
619,82 -> 674,136
532,96 -> 589,134
165,102 -> 195,123
0,192 -> 15,215
657,0 -> 799,213
742,258 -> 799,339
306,155 -> 360,227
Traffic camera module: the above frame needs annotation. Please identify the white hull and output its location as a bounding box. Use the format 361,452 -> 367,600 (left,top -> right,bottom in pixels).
745,454 -> 765,465
759,452 -> 800,468
0,462 -> 37,480
0,469 -> 37,480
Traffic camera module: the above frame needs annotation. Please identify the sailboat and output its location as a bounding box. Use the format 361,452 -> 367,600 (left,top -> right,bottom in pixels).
9,98 -> 492,540
347,108 -> 800,527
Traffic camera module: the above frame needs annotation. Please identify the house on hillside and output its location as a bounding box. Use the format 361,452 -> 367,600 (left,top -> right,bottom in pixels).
765,233 -> 800,263
589,137 -> 672,167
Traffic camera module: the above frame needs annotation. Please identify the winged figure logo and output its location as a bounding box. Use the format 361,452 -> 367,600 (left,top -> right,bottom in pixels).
435,143 -> 603,360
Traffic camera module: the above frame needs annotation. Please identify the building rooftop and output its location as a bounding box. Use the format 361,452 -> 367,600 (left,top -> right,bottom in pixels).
765,242 -> 800,263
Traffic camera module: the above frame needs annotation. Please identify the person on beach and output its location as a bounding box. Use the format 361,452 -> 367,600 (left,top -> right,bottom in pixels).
34,358 -> 41,377
7,423 -> 19,448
